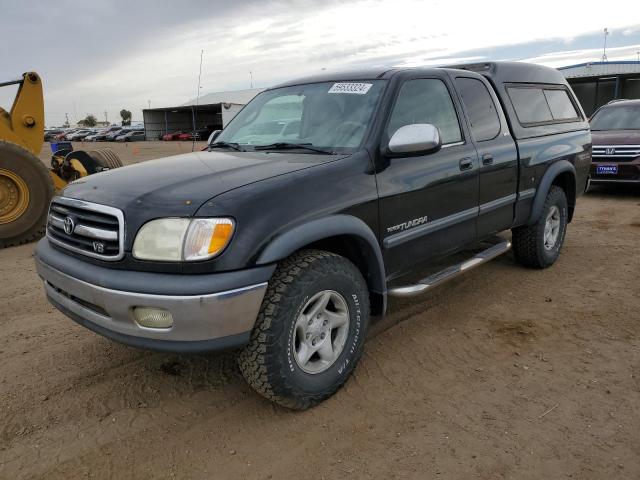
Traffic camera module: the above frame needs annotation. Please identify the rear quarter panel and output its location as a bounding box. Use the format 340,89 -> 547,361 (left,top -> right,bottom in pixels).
513,129 -> 591,225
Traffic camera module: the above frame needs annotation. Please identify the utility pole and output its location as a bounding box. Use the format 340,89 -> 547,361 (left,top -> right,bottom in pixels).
64,113 -> 70,127
104,111 -> 108,124
250,70 -> 253,89
601,28 -> 609,62
148,100 -> 151,109
192,49 -> 204,151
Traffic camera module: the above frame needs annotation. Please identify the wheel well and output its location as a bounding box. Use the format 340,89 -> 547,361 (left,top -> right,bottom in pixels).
305,235 -> 385,316
552,171 -> 576,222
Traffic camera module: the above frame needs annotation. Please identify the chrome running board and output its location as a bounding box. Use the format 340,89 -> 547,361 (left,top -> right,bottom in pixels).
388,238 -> 512,298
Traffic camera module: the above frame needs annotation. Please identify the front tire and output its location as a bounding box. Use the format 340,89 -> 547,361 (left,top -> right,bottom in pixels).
0,141 -> 54,248
238,249 -> 370,409
512,186 -> 568,268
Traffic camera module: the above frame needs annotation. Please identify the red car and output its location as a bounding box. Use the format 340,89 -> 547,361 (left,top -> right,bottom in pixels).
161,132 -> 182,141
177,132 -> 194,141
53,130 -> 73,140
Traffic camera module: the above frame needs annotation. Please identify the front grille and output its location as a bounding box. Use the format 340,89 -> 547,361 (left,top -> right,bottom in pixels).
46,197 -> 124,261
592,145 -> 640,163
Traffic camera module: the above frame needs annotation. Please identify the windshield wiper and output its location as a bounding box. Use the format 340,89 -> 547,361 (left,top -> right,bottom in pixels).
208,141 -> 245,152
252,142 -> 335,154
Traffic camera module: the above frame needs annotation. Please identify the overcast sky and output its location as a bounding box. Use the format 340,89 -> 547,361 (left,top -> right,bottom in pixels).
1,0 -> 639,126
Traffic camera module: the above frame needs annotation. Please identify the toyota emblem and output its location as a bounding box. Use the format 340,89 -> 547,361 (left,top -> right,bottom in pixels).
63,216 -> 75,235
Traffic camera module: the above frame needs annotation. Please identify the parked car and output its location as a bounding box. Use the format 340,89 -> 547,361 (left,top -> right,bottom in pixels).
53,129 -> 77,141
84,129 -> 109,141
44,129 -> 64,141
114,131 -> 129,141
36,62 -> 590,409
105,128 -> 126,141
116,130 -> 145,142
194,126 -> 215,140
86,126 -> 122,141
162,131 -> 182,141
589,99 -> 640,185
177,132 -> 193,141
66,129 -> 94,141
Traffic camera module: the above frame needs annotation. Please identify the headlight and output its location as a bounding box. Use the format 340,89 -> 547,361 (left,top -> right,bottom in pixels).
133,218 -> 234,261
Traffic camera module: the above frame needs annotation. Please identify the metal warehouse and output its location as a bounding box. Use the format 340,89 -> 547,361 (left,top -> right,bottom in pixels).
142,88 -> 263,140
559,61 -> 640,116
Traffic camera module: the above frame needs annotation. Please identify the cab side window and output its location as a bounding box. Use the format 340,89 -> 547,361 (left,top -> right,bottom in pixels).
455,77 -> 501,141
386,79 -> 462,145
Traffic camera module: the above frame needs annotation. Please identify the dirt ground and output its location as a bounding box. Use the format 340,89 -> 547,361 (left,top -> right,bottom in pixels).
1,142 -> 639,479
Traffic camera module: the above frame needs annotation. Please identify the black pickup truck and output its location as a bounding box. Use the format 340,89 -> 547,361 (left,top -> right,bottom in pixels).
35,62 -> 591,409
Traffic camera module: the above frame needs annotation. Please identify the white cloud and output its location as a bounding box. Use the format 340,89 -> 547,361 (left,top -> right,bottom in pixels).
523,43 -> 640,67
2,0 -> 638,126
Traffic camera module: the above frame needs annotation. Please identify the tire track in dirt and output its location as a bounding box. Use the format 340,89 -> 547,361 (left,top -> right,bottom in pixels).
1,187 -> 640,479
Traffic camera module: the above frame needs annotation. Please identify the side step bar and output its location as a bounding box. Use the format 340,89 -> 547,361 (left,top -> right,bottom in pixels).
388,238 -> 512,298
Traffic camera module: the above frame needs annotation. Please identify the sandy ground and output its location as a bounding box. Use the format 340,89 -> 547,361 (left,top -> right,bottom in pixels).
0,142 -> 639,479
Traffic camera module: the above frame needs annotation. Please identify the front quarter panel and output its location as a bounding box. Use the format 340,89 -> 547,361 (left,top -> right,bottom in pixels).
192,150 -> 379,273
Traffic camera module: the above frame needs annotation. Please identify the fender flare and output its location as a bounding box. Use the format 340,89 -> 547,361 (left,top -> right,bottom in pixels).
256,214 -> 387,296
527,160 -> 576,225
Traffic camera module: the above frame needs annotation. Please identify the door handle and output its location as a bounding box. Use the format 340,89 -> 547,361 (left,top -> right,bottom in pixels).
459,157 -> 474,171
482,153 -> 494,166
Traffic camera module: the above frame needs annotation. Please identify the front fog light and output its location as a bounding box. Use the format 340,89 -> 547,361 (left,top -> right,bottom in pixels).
133,307 -> 174,329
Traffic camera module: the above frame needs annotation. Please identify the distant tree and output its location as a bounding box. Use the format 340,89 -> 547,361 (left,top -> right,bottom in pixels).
79,114 -> 97,127
120,109 -> 132,126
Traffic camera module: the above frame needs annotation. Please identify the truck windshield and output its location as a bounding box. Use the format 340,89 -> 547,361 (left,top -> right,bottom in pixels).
215,80 -> 386,152
590,105 -> 640,130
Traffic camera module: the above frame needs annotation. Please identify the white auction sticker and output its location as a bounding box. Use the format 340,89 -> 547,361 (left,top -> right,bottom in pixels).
328,82 -> 373,94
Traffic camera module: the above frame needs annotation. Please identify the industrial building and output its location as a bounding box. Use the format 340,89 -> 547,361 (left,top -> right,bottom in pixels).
559,61 -> 640,116
142,88 -> 263,140
142,61 -> 640,138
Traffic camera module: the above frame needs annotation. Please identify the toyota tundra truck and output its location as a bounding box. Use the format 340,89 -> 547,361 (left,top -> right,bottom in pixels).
35,62 -> 591,409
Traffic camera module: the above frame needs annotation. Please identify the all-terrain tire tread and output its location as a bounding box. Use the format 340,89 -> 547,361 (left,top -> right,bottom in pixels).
238,249 -> 369,410
512,186 -> 567,269
0,141 -> 54,248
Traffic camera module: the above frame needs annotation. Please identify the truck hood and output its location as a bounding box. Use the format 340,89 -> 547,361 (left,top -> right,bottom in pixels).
62,149 -> 348,216
591,130 -> 640,145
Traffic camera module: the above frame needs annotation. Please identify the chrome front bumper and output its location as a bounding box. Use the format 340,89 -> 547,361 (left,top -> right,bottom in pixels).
36,257 -> 268,352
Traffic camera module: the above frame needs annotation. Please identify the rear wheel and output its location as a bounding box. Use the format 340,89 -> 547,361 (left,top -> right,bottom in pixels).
238,249 -> 370,409
0,141 -> 54,248
512,186 -> 568,268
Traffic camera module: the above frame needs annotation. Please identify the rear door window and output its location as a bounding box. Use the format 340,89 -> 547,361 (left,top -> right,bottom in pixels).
455,77 -> 501,141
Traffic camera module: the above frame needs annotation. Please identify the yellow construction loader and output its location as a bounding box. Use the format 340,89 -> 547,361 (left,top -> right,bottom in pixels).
0,72 -> 123,248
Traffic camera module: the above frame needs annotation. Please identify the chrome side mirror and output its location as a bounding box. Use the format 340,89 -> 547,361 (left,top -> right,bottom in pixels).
387,124 -> 442,156
207,130 -> 221,145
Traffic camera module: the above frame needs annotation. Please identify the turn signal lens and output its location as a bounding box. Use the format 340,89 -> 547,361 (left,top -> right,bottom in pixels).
208,221 -> 234,254
183,218 -> 234,261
